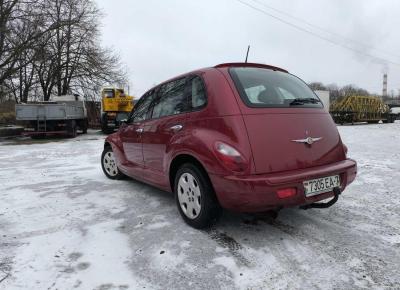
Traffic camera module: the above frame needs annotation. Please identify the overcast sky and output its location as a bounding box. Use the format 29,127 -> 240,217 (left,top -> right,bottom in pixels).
95,0 -> 400,97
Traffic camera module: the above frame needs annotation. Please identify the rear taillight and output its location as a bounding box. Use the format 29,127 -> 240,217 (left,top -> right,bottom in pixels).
214,142 -> 247,172
276,188 -> 297,199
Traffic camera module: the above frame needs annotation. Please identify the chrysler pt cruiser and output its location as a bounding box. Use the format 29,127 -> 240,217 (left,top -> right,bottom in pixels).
101,63 -> 357,229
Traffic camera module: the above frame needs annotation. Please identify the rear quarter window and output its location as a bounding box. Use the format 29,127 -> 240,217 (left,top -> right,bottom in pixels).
188,75 -> 207,110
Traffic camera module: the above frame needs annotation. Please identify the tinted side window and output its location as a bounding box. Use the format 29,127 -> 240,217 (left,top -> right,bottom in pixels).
132,90 -> 156,123
189,76 -> 207,109
152,78 -> 188,118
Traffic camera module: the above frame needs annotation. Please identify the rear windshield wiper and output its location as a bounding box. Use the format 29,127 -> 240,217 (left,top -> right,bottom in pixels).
290,98 -> 321,106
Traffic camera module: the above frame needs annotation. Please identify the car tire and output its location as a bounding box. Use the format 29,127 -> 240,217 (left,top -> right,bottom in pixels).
101,146 -> 125,180
174,163 -> 222,229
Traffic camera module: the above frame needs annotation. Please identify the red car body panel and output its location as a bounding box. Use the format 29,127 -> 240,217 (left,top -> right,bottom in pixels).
242,112 -> 345,174
105,63 -> 357,212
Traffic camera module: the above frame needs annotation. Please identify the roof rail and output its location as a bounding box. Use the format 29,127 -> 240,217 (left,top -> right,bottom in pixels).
214,62 -> 288,73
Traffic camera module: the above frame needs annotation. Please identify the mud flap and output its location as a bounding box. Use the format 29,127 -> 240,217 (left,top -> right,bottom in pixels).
300,187 -> 341,210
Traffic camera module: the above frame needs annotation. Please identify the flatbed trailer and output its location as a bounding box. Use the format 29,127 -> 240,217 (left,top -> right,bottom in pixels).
15,95 -> 88,138
330,95 -> 396,124
330,110 -> 397,124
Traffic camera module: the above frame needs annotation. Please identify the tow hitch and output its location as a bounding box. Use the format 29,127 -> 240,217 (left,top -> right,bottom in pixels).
300,187 -> 341,210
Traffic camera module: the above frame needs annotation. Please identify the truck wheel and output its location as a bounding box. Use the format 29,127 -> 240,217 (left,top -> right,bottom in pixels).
101,113 -> 112,134
71,126 -> 77,137
82,119 -> 88,134
174,163 -> 222,229
101,123 -> 110,134
101,147 -> 125,179
101,122 -> 113,134
67,121 -> 77,137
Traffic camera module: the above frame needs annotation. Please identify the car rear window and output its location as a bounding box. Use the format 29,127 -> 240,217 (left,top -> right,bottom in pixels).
229,67 -> 323,108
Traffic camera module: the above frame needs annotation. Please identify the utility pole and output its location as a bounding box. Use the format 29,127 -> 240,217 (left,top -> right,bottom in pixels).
245,45 -> 250,63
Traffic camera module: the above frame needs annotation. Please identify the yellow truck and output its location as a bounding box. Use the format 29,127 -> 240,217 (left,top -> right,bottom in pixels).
101,88 -> 134,133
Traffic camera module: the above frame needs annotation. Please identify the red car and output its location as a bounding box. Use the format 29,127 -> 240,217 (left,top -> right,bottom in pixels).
101,63 -> 357,229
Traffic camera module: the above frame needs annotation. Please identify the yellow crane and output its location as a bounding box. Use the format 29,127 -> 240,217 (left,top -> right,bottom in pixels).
101,88 -> 134,133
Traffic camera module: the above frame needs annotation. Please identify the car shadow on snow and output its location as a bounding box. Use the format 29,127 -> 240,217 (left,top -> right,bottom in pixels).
117,176 -> 325,248
117,175 -> 329,239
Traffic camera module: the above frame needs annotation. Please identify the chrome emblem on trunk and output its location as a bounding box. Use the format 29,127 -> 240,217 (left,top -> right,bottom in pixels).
292,137 -> 322,145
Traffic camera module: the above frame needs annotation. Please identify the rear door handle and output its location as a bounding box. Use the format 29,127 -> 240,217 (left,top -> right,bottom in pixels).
170,124 -> 183,131
136,128 -> 144,133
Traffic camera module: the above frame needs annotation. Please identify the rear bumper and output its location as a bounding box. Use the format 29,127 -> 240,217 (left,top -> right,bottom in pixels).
209,159 -> 357,212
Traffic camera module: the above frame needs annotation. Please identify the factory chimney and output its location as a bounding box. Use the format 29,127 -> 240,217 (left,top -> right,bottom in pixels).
382,73 -> 388,98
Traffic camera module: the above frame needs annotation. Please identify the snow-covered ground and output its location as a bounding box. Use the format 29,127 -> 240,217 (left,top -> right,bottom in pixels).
0,124 -> 399,290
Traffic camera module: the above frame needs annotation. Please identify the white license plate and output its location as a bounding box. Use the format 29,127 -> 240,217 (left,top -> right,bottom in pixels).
303,175 -> 340,197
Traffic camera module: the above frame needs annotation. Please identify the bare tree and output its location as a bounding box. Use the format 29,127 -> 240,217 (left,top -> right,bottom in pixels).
308,82 -> 327,91
35,0 -> 126,101
1,0 -> 127,103
309,81 -> 371,102
339,85 -> 369,97
0,1 -> 46,87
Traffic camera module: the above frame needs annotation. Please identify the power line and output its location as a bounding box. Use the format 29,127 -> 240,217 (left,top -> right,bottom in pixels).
249,0 -> 400,60
235,0 -> 400,67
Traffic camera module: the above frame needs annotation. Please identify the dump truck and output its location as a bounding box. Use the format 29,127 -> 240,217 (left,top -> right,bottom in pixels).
15,94 -> 88,138
100,88 -> 134,133
330,95 -> 396,124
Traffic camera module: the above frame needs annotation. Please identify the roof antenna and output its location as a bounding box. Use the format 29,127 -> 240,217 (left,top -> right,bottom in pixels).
245,45 -> 250,63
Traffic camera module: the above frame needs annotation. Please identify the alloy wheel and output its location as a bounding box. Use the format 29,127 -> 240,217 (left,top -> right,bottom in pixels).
103,151 -> 118,177
177,173 -> 202,219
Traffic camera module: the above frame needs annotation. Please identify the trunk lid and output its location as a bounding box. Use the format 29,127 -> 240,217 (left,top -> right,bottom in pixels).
243,111 -> 344,174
